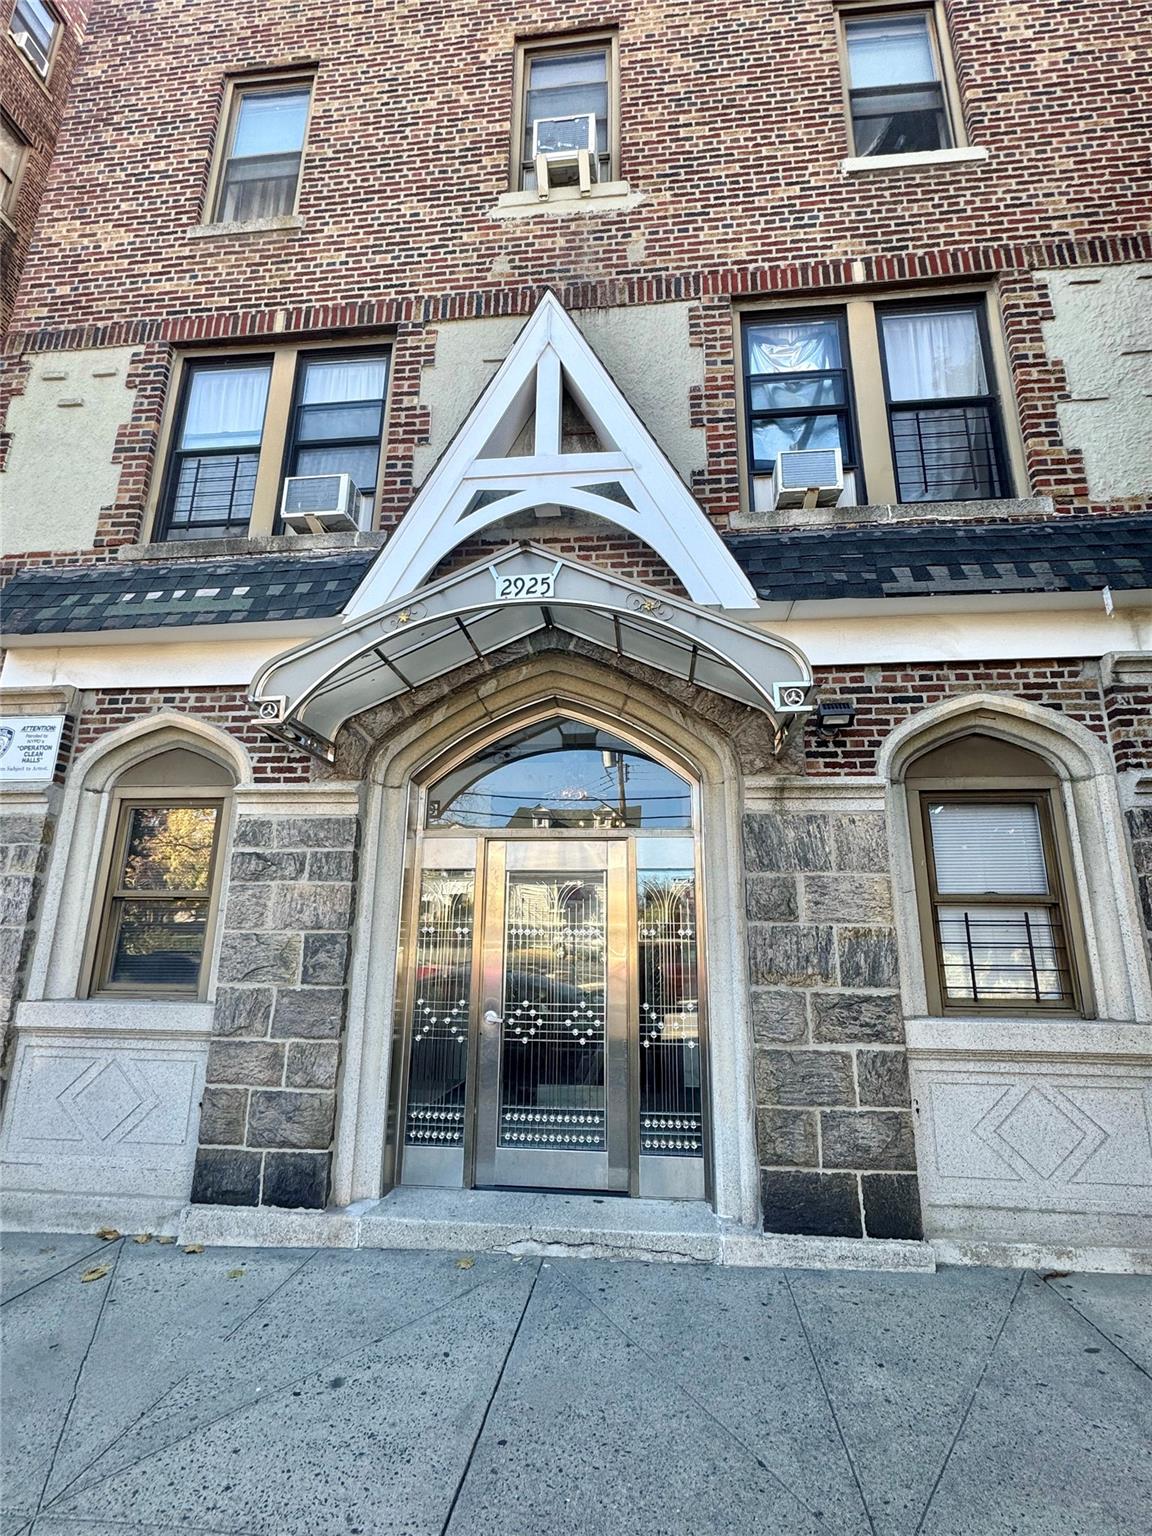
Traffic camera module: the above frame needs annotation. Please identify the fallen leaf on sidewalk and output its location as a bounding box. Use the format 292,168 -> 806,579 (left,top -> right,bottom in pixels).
96,1227 -> 120,1241
456,1257 -> 475,1269
133,1233 -> 152,1244
156,1235 -> 176,1245
183,1244 -> 205,1255
80,1265 -> 111,1283
226,1268 -> 246,1279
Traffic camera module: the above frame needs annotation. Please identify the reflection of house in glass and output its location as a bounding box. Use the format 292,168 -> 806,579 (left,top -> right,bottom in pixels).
510,802 -> 638,830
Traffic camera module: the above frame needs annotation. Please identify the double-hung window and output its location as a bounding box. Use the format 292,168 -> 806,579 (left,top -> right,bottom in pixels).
93,802 -> 223,995
212,80 -> 311,224
154,345 -> 390,542
160,359 -> 272,540
285,354 -> 390,526
743,314 -> 858,492
921,797 -> 1077,1011
1,112 -> 29,217
843,10 -> 953,156
741,295 -> 1015,511
516,37 -> 615,191
878,302 -> 1008,501
8,0 -> 59,76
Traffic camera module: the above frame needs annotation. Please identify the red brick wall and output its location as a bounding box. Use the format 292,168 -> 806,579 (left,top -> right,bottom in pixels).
0,0 -> 89,334
73,689 -> 313,782
804,660 -> 1110,776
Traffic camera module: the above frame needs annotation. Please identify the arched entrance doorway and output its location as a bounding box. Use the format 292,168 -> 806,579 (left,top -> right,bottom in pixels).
394,712 -> 707,1201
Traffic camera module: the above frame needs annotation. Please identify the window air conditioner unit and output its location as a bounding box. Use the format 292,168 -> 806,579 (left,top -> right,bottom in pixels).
771,448 -> 844,510
531,113 -> 599,198
12,29 -> 49,73
280,474 -> 361,533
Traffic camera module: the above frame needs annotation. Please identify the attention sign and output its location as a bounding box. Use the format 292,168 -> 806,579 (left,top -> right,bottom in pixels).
0,716 -> 66,781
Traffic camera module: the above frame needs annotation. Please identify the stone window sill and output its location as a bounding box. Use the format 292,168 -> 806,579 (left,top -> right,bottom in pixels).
14,998 -> 215,1038
187,214 -> 306,239
840,146 -> 988,176
731,495 -> 1054,532
119,530 -> 388,563
905,1015 -> 1147,1059
491,181 -> 644,219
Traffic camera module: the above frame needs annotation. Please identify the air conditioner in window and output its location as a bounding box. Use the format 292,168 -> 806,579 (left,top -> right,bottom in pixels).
280,474 -> 362,533
771,448 -> 844,510
11,29 -> 49,73
531,113 -> 600,199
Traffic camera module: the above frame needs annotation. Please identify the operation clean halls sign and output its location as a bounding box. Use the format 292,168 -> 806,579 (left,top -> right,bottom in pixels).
0,716 -> 66,781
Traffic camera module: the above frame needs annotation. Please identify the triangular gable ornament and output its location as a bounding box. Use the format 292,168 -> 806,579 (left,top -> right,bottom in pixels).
343,292 -> 759,615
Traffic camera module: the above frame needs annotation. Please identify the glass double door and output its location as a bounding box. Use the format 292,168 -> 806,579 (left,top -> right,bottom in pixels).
400,836 -> 705,1200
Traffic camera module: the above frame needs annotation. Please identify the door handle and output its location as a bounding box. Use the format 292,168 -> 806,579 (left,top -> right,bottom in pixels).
483,1009 -> 503,1026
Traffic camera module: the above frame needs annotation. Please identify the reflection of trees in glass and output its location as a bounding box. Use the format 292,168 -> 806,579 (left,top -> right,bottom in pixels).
123,807 -> 217,891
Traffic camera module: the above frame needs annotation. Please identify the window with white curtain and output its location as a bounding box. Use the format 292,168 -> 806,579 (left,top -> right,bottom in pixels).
842,10 -> 953,156
156,345 -> 391,542
284,354 -> 391,525
161,360 -> 272,540
878,303 -> 1010,502
213,81 -> 312,224
922,797 -> 1077,1010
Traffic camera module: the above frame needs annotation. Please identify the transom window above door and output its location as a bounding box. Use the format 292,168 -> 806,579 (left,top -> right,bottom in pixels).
425,718 -> 692,831
152,344 -> 390,543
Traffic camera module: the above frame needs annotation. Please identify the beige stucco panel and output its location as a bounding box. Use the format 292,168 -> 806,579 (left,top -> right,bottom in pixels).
1,349 -> 137,556
411,304 -> 706,487
1041,264 -> 1152,499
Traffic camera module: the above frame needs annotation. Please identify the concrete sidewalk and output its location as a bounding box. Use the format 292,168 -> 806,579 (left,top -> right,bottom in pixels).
1,1234 -> 1149,1536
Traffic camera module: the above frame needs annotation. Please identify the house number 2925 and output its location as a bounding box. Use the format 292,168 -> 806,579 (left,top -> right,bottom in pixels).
491,569 -> 559,600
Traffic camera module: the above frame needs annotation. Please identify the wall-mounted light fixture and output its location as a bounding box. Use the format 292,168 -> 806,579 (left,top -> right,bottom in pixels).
814,697 -> 857,734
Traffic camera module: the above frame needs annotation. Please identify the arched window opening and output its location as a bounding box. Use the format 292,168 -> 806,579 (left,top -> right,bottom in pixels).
906,732 -> 1088,1016
425,716 -> 692,831
86,745 -> 235,999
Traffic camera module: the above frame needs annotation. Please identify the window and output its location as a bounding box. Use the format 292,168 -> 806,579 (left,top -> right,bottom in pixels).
878,302 -> 1008,501
842,9 -> 954,156
92,801 -> 223,995
160,359 -> 272,540
515,36 -> 616,192
8,0 -> 59,76
285,353 -> 390,526
740,293 -> 1017,511
921,798 -> 1077,1010
743,313 -> 858,487
1,112 -> 28,217
211,79 -> 311,224
154,344 -> 390,542
905,733 -> 1086,1016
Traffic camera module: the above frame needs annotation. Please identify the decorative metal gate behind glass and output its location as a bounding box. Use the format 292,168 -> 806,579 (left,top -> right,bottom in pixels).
397,717 -> 706,1200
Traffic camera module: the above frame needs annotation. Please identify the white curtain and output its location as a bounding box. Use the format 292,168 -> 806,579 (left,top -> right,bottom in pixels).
883,309 -> 987,401
928,802 -> 1049,895
181,366 -> 270,449
747,321 -> 841,375
301,357 -> 388,405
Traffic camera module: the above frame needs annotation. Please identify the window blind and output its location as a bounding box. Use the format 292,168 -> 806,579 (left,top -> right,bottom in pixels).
927,801 -> 1049,895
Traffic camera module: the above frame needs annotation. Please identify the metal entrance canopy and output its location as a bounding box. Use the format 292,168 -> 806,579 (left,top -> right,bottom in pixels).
249,545 -> 814,760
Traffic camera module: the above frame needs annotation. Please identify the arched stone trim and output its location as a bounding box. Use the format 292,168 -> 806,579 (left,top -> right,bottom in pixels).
27,713 -> 249,1001
331,652 -> 761,1226
880,694 -> 1152,1024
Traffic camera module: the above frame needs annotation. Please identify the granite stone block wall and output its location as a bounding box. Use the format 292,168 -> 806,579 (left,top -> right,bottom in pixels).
0,806 -> 55,1050
190,811 -> 358,1211
744,807 -> 921,1241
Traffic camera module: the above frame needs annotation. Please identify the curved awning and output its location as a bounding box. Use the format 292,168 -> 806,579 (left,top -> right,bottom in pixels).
249,545 -> 814,761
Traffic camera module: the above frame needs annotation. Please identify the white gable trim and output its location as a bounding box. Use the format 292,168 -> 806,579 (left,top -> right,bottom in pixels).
344,293 -> 758,614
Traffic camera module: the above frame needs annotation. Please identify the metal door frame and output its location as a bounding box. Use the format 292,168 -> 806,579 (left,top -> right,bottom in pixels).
391,703 -> 713,1202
